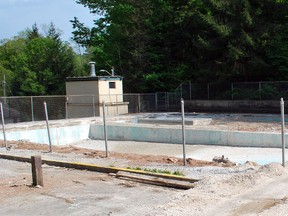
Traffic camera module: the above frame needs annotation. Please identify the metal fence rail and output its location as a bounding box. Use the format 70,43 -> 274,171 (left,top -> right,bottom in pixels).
0,81 -> 286,124
0,93 -> 182,124
0,96 -> 66,123
179,81 -> 288,100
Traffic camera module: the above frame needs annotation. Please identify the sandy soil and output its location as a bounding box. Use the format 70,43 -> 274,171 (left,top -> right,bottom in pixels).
1,113 -> 288,215
155,163 -> 288,216
7,141 -> 235,167
1,141 -> 288,216
0,159 -> 175,216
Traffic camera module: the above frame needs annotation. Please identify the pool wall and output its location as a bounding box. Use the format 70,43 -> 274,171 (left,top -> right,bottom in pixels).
2,124 -> 90,146
90,124 -> 286,148
0,121 -> 286,148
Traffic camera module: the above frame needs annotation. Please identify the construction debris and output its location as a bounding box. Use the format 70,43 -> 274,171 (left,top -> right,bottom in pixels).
213,155 -> 236,166
167,157 -> 178,163
245,161 -> 259,166
111,171 -> 197,190
0,153 -> 199,189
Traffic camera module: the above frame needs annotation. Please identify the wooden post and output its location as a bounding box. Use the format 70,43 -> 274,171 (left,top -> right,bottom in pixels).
31,155 -> 44,187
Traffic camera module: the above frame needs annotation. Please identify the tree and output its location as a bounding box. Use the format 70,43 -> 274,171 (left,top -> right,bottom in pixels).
0,38 -> 26,96
28,23 -> 41,40
186,0 -> 288,82
72,0 -> 288,93
0,23 -> 87,96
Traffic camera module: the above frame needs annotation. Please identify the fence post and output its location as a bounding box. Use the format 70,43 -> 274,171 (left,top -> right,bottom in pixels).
65,96 -> 68,119
181,98 -> 186,166
189,81 -> 192,100
92,95 -> 96,117
155,93 -> 158,112
44,102 -> 52,152
2,75 -> 6,104
259,82 -> 262,100
138,94 -> 141,113
167,93 -> 170,112
207,83 -> 210,100
0,102 -> 7,149
231,83 -> 234,100
116,94 -> 119,115
31,97 -> 34,122
102,101 -> 108,157
281,98 -> 285,167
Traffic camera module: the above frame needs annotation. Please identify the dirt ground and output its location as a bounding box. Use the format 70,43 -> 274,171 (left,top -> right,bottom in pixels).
1,113 -> 288,215
1,145 -> 288,216
0,141 -> 227,216
1,141 -> 288,216
0,158 -> 175,216
7,140 -> 235,167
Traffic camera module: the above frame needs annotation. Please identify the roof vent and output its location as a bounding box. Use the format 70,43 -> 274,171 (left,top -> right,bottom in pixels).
89,62 -> 96,77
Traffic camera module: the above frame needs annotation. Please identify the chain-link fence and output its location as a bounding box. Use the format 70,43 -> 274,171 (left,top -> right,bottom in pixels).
0,93 -> 183,124
180,81 -> 288,100
0,96 -> 66,123
1,81 -> 285,124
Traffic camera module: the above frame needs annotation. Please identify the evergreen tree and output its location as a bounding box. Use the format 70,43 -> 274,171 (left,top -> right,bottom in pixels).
72,0 -> 288,92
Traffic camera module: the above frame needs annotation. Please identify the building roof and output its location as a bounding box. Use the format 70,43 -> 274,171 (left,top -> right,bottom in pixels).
66,76 -> 123,82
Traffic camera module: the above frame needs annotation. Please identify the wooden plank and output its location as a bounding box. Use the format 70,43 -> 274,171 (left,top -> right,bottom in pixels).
114,173 -> 195,190
0,153 -> 199,184
0,154 -> 31,163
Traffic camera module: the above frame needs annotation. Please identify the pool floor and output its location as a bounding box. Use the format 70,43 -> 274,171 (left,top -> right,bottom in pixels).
73,140 -> 287,165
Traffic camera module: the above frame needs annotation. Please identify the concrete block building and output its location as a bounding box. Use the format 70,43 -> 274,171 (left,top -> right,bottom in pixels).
65,62 -> 128,118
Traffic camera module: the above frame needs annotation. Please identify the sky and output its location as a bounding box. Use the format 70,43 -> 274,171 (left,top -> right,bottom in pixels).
0,0 -> 96,42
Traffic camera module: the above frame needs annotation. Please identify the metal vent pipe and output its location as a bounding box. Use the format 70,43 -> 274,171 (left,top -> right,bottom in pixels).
89,62 -> 96,77
111,67 -> 115,76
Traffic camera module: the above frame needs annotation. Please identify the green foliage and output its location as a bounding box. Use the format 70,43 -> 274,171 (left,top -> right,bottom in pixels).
231,88 -> 260,100
1,0 -> 283,95
28,23 -> 41,40
78,0 -> 287,92
266,35 -> 288,80
0,23 -> 87,96
6,1 -> 288,97
143,73 -> 164,92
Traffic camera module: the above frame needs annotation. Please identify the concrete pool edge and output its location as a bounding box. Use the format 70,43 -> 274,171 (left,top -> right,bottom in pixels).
2,124 -> 90,146
90,123 -> 286,148
0,116 -> 286,148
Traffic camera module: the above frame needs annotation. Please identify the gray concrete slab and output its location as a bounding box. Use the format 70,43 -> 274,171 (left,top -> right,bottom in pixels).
0,159 -> 176,216
73,140 -> 288,165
